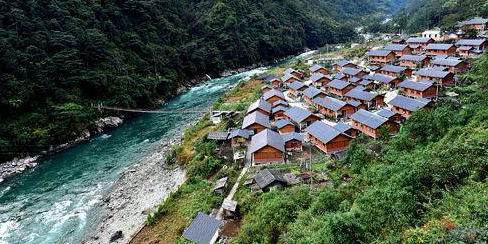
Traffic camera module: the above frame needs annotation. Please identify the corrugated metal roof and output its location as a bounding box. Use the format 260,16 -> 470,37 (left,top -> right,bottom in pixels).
274,119 -> 294,129
349,77 -> 362,83
328,79 -> 352,90
375,109 -> 396,119
247,99 -> 272,114
399,79 -> 435,91
359,79 -> 373,86
464,19 -> 488,25
284,68 -> 300,75
334,60 -> 354,67
333,123 -> 353,133
399,55 -> 428,62
249,129 -> 285,154
415,69 -> 451,78
272,105 -> 288,114
289,81 -> 308,91
282,132 -> 304,142
425,44 -> 455,51
254,169 -> 287,189
455,39 -> 486,46
345,89 -> 379,101
281,73 -> 300,82
380,65 -> 407,73
342,67 -> 364,76
350,109 -> 388,129
242,111 -> 270,129
309,64 -> 326,72
228,129 -> 251,139
367,50 -> 393,57
311,73 -> 329,82
407,37 -> 434,44
431,58 -> 465,67
313,97 -> 346,111
183,212 -> 222,244
384,44 -> 409,51
263,89 -> 285,101
347,100 -> 362,107
372,73 -> 397,84
213,177 -> 228,190
272,100 -> 288,107
305,121 -> 348,144
387,95 -> 431,111
302,86 -> 324,99
284,107 -> 315,123
458,46 -> 474,51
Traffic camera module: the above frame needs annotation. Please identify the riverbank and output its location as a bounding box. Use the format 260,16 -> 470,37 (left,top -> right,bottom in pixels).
82,135 -> 186,244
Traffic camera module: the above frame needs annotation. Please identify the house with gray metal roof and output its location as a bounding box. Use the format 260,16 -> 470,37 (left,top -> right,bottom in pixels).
384,44 -> 412,57
284,68 -> 303,79
350,109 -> 398,139
387,95 -> 433,118
332,60 -> 357,71
282,132 -> 304,151
302,86 -> 326,104
327,79 -> 356,97
455,39 -> 487,50
371,73 -> 402,89
249,129 -> 285,166
254,169 -> 287,191
431,58 -> 468,73
463,19 -> 488,31
344,89 -> 384,109
399,55 -> 430,69
242,111 -> 270,133
271,105 -> 288,121
283,107 -> 319,130
274,119 -> 296,134
247,99 -> 272,116
263,89 -> 286,103
379,65 -> 412,77
399,79 -> 437,98
305,121 -> 351,153
333,122 -> 359,138
342,67 -> 367,78
183,212 -> 222,244
288,81 -> 308,96
309,64 -> 329,75
310,73 -> 332,88
425,44 -> 457,56
414,69 -> 454,86
281,73 -> 300,84
312,96 -> 356,119
374,108 -> 402,123
272,100 -> 289,108
367,49 -> 396,64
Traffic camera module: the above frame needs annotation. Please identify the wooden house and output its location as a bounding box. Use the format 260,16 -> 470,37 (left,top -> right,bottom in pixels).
263,89 -> 286,104
288,81 -> 308,96
333,123 -> 359,138
228,129 -> 251,148
284,68 -> 303,79
384,44 -> 412,57
271,106 -> 288,121
309,64 -> 329,75
254,169 -> 287,191
425,44 -> 457,56
371,73 -> 402,89
398,80 -> 438,99
249,129 -> 285,166
242,111 -> 270,134
431,58 -> 469,73
283,107 -> 320,130
327,79 -> 356,97
274,119 -> 296,134
463,19 -> 488,32
367,50 -> 395,64
261,84 -> 273,94
414,69 -> 455,86
369,66 -> 381,73
305,121 -> 352,153
312,96 -> 356,119
342,67 -> 367,80
282,132 -> 303,152
247,99 -> 272,116
310,73 -> 332,88
332,60 -> 357,72
302,86 -> 326,105
387,95 -> 434,118
399,55 -> 430,69
281,74 -> 301,85
457,46 -> 475,56
406,37 -> 435,51
379,65 -> 413,78
344,88 -> 384,109
269,78 -> 281,88
350,109 -> 398,139
455,39 -> 487,50
358,79 -> 375,90
375,109 -> 403,124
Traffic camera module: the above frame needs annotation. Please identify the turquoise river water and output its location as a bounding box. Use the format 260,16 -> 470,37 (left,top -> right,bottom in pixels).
0,51 -> 313,244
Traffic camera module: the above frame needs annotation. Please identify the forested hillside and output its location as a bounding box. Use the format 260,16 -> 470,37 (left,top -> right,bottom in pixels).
0,0 -> 397,161
394,0 -> 488,32
234,54 -> 488,244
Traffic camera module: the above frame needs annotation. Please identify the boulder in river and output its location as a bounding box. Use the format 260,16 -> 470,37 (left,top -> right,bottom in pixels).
109,230 -> 123,242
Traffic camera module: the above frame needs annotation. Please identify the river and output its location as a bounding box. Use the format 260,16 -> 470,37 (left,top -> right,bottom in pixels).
0,51 -> 314,244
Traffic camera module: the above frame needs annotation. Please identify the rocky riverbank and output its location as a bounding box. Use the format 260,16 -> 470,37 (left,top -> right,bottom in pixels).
0,116 -> 123,184
81,136 -> 186,244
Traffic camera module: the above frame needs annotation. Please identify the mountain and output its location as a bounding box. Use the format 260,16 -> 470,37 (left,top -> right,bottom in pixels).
0,0 -> 393,161
394,0 -> 488,33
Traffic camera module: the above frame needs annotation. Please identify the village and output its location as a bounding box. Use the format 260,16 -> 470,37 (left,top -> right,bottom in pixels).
171,18 -> 488,244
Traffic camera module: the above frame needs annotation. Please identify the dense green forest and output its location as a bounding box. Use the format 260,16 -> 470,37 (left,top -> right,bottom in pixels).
371,0 -> 488,33
0,0 -> 401,161
234,54 -> 488,243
